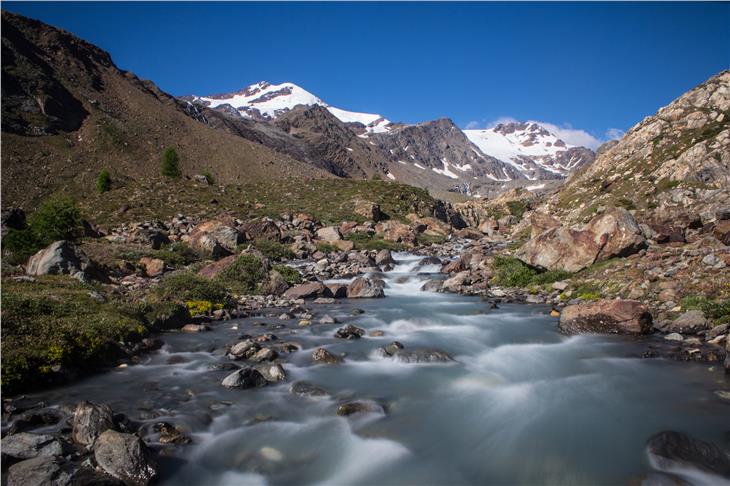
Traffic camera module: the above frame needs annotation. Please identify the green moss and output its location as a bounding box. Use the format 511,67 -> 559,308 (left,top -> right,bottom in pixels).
491,256 -> 571,288
656,177 -> 681,192
252,238 -> 295,261
215,254 -> 268,294
272,264 -> 302,285
573,282 -> 602,301
157,271 -> 229,302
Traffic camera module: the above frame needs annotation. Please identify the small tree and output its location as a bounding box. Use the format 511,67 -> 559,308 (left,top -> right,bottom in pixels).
97,169 -> 111,193
161,147 -> 181,177
28,195 -> 82,243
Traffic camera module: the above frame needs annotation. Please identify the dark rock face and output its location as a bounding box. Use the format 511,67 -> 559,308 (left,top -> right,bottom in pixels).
72,401 -> 115,446
93,430 -> 158,486
665,310 -> 711,334
290,381 -> 328,397
646,431 -> 730,479
5,456 -> 75,486
559,299 -> 653,335
1,432 -> 63,461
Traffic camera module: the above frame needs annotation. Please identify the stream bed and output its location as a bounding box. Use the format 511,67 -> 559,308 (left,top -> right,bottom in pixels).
18,254 -> 730,485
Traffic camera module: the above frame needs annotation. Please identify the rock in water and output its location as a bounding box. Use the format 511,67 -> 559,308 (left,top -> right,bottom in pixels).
94,430 -> 158,485
290,381 -> 328,397
559,299 -> 653,335
283,282 -> 328,300
221,368 -> 268,389
336,400 -> 385,416
393,349 -> 453,363
72,401 -> 115,446
1,432 -> 63,460
312,347 -> 340,364
646,431 -> 730,479
334,324 -> 365,340
346,277 -> 385,298
255,364 -> 287,382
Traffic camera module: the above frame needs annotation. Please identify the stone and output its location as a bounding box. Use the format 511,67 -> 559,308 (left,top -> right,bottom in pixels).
6,456 -> 74,486
290,381 -> 328,397
552,281 -> 569,291
477,218 -> 500,236
336,400 -> 385,417
530,211 -> 562,239
712,219 -> 730,245
283,282 -> 328,300
26,240 -> 85,276
129,227 -> 169,250
316,226 -> 342,242
442,271 -> 470,292
646,431 -> 730,478
255,364 -> 287,382
228,340 -> 259,359
138,257 -> 165,278
421,280 -> 443,292
318,314 -> 338,324
187,219 -> 242,257
326,283 -> 348,298
708,324 -> 728,340
180,323 -> 209,333
418,256 -> 442,266
558,299 -> 653,335
376,221 -> 416,245
1,432 -> 63,460
346,277 -> 385,298
665,310 -> 711,334
353,200 -> 382,222
375,249 -> 395,267
454,227 -> 484,240
197,255 -> 237,279
258,270 -> 290,296
332,240 -> 355,252
240,218 -> 281,242
334,324 -> 365,340
664,333 -> 684,342
94,430 -> 158,485
376,341 -> 404,357
250,347 -> 278,363
312,347 -> 340,364
393,349 -> 453,363
72,401 -> 115,446
221,368 -> 268,389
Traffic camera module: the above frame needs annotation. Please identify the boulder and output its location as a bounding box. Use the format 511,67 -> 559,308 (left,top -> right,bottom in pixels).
326,283 -> 348,298
375,249 -> 395,266
220,368 -> 268,389
316,226 -> 342,242
290,381 -> 328,397
138,257 -> 165,278
6,456 -> 75,486
353,200 -> 382,222
1,432 -> 63,460
393,349 -> 453,363
129,227 -> 169,250
665,310 -> 711,334
312,347 -> 340,364
516,227 -> 601,272
477,218 -> 499,236
255,364 -> 287,382
454,227 -> 483,240
187,219 -> 242,257
197,255 -> 237,279
346,277 -> 385,298
336,400 -> 385,417
586,207 -> 646,261
441,271 -> 470,292
283,282 -> 328,300
180,323 -> 209,333
713,219 -> 730,245
94,430 -> 157,485
258,270 -> 290,296
646,431 -> 730,479
72,401 -> 115,446
558,299 -> 653,335
26,240 -> 86,276
530,212 -> 561,239
228,340 -> 260,360
334,324 -> 365,340
240,218 -> 281,241
332,240 -> 355,252
376,221 -> 416,245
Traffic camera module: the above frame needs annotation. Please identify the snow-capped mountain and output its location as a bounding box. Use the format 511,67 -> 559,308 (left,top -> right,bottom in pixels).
190,81 -> 391,134
464,122 -> 594,180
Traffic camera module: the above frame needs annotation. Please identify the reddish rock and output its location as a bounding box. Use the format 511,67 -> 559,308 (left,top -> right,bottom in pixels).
353,199 -> 382,222
332,240 -> 355,252
187,219 -> 242,257
346,277 -> 385,298
240,218 -> 281,242
197,255 -> 237,279
139,257 -> 165,278
713,219 -> 730,245
326,283 -> 348,298
312,347 -> 340,364
283,282 -> 329,300
530,212 -> 561,239
559,299 -> 653,335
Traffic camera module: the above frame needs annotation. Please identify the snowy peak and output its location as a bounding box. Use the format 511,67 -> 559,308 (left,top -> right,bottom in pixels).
463,122 -> 594,179
192,81 -> 391,134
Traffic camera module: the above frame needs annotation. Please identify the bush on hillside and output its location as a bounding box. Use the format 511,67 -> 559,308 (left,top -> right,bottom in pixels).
161,147 -> 181,177
156,271 -> 229,303
252,238 -> 295,261
216,254 -> 268,294
97,169 -> 111,193
272,264 -> 302,285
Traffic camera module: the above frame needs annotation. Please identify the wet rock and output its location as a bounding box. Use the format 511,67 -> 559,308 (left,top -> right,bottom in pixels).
318,314 -> 338,325
312,347 -> 341,364
369,330 -> 385,337
393,349 -> 453,363
250,347 -> 278,363
376,341 -> 404,357
290,381 -> 328,397
283,282 -> 328,300
646,431 -> 730,479
334,324 -> 365,340
559,299 -> 653,335
442,271 -> 470,292
418,256 -> 442,266
421,280 -> 443,292
708,324 -> 728,340
346,277 -> 385,298
208,362 -> 240,372
336,400 -> 385,416
1,432 -> 63,460
326,283 -> 348,298
228,340 -> 260,360
94,430 -> 158,485
180,323 -> 209,333
375,249 -> 395,267
72,401 -> 115,446
221,368 -> 268,389
154,423 -> 192,445
6,456 -> 76,486
664,333 -> 684,342
255,363 -> 287,382
665,310 -> 711,334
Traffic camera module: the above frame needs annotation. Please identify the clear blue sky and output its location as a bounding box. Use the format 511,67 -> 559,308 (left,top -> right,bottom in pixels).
4,2 -> 729,147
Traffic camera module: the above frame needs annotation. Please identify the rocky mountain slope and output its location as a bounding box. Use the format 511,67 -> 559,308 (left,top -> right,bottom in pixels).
1,11 -> 333,209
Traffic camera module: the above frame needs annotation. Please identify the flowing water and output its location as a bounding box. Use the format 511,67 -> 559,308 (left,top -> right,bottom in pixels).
21,254 -> 730,485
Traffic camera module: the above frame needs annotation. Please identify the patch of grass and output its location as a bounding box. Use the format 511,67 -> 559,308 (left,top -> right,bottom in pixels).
491,256 -> 571,288
506,200 -> 528,220
157,271 -> 229,303
656,177 -> 681,192
616,198 -> 636,210
215,254 -> 268,295
117,242 -> 203,269
345,233 -> 406,251
574,282 -> 602,301
251,238 -> 295,261
315,242 -> 339,254
273,264 -> 302,285
681,295 -> 730,325
415,233 -> 447,246
1,276 -> 148,394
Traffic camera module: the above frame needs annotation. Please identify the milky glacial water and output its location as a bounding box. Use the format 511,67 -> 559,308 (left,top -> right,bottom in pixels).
23,254 -> 730,485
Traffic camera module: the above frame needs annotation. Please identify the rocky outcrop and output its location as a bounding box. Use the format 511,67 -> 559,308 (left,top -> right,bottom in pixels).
93,430 -> 158,485
346,277 -> 385,298
186,219 -> 242,257
26,240 -> 98,279
558,299 -> 653,335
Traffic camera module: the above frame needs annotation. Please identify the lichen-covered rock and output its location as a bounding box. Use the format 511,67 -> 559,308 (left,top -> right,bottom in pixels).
559,299 -> 653,335
312,347 -> 340,364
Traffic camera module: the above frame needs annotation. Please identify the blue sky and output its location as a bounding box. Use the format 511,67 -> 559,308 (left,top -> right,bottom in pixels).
4,2 -> 729,148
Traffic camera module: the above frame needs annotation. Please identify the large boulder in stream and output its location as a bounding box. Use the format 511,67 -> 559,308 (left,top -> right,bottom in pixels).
346,277 -> 385,298
93,430 -> 158,485
646,431 -> 730,479
72,401 -> 115,446
283,282 -> 329,300
559,299 -> 653,335
393,349 -> 454,363
221,367 -> 268,389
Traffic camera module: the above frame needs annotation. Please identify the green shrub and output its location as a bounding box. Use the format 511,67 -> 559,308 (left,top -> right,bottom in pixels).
161,147 -> 181,177
157,271 -> 228,303
203,170 -> 214,185
315,242 -> 339,253
656,177 -> 680,192
415,233 -> 447,246
681,296 -> 730,324
252,238 -> 294,261
616,198 -> 636,210
574,282 -> 602,301
153,242 -> 203,267
97,169 -> 111,193
273,264 -> 302,285
216,254 -> 268,294
506,200 -> 528,220
491,256 -> 571,288
2,196 -> 83,264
